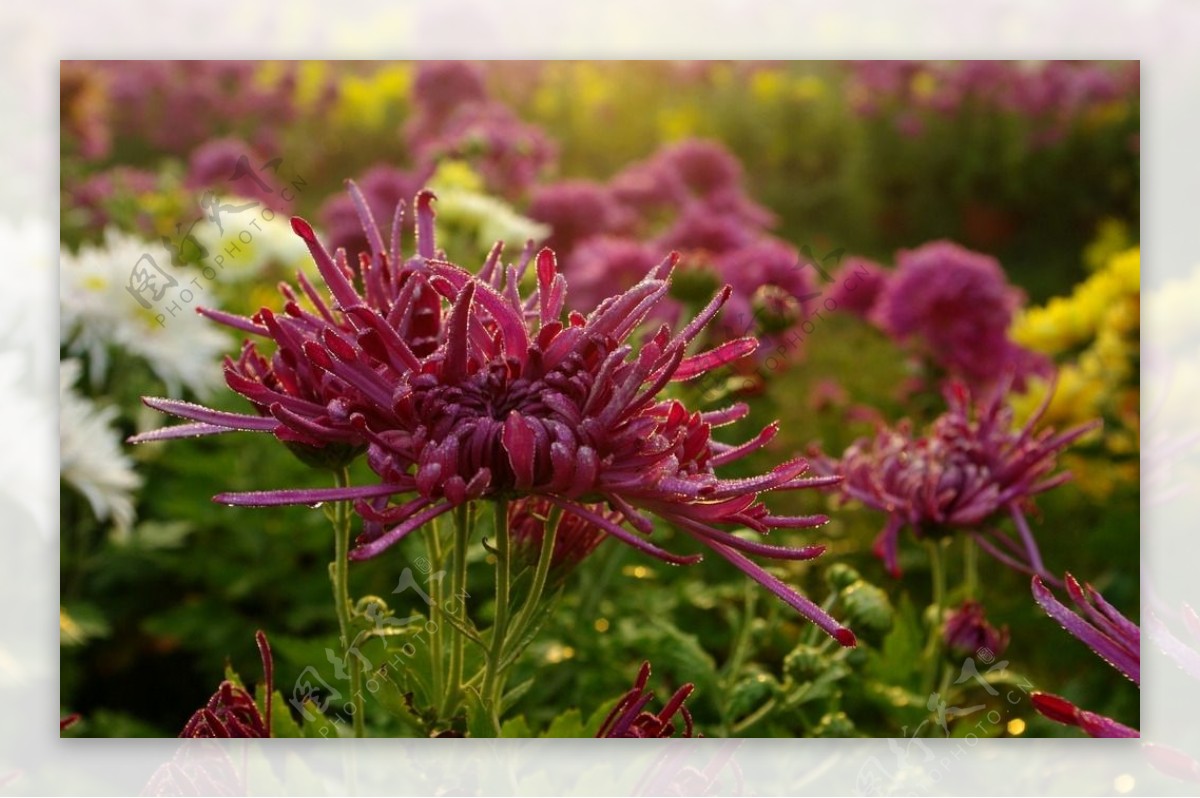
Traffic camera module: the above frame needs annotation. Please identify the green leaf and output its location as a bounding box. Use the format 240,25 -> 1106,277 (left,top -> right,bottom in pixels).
370,666 -> 425,734
541,707 -> 587,738
500,715 -> 532,738
501,677 -> 535,714
297,699 -> 341,739
583,698 -> 618,736
463,686 -> 496,739
266,690 -> 303,738
866,594 -> 923,690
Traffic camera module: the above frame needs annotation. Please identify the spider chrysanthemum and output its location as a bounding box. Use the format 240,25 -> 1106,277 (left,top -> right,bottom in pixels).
134,183 -> 854,646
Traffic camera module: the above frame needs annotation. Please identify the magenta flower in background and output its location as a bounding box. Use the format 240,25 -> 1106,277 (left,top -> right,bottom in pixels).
180,631 -> 273,739
609,138 -> 774,229
712,240 -> 815,338
527,180 -> 631,256
411,102 -> 557,198
404,61 -> 558,199
819,380 -> 1098,579
409,60 -> 489,130
828,256 -> 890,319
134,183 -> 855,646
596,661 -> 697,738
943,600 -> 1009,658
660,138 -> 744,197
872,240 -> 1047,391
1030,575 -> 1139,738
69,166 -> 160,232
90,60 -> 308,156
185,137 -> 293,213
655,203 -> 759,256
565,236 -> 667,314
317,164 -> 432,257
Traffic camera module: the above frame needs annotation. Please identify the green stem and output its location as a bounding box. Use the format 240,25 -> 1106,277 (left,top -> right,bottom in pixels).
963,535 -> 979,600
505,506 -> 562,662
441,502 -> 473,719
425,518 -> 446,716
331,466 -> 365,738
923,538 -> 947,695
719,581 -> 758,736
481,499 -> 511,733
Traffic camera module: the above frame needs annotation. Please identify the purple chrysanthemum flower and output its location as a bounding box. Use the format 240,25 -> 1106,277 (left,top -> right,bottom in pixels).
608,139 -> 774,230
565,236 -> 666,314
829,257 -> 890,319
185,137 -> 291,212
410,60 -> 489,125
134,184 -> 855,646
596,661 -> 697,738
1031,574 -> 1139,738
872,240 -> 1043,391
411,102 -> 557,198
526,180 -> 631,257
655,203 -> 759,256
180,631 -> 273,739
943,600 -> 1009,658
712,240 -> 815,339
819,380 -> 1098,579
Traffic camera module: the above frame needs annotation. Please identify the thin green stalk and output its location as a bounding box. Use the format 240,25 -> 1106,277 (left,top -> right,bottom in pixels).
425,518 -> 446,715
441,502 -> 474,719
963,535 -> 979,599
330,466 -> 365,738
923,538 -> 947,695
719,581 -> 758,736
505,506 -> 562,661
481,499 -> 511,732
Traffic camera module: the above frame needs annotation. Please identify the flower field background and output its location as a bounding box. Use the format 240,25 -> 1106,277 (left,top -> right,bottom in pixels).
59,60 -> 1140,739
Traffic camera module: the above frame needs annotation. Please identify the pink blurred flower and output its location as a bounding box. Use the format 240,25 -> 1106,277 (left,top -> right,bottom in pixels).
873,240 -> 1044,391
186,137 -> 291,212
318,164 -> 432,256
509,497 -> 608,578
412,102 -> 557,198
565,235 -> 667,314
527,180 -> 631,256
828,257 -> 890,319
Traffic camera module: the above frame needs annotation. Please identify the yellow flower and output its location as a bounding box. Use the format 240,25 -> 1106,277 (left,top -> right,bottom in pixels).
294,60 -> 332,111
751,69 -> 786,104
332,64 -> 413,132
910,70 -> 937,101
1083,217 -> 1132,272
1011,246 -> 1140,356
657,105 -> 702,141
791,74 -> 826,102
572,62 -> 614,114
1011,368 -> 1104,431
429,159 -> 485,194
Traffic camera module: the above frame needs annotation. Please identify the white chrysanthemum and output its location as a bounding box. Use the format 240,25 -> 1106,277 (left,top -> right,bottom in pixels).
190,197 -> 310,282
0,217 -> 56,539
435,188 -> 551,253
60,359 -> 142,537
59,228 -> 229,397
